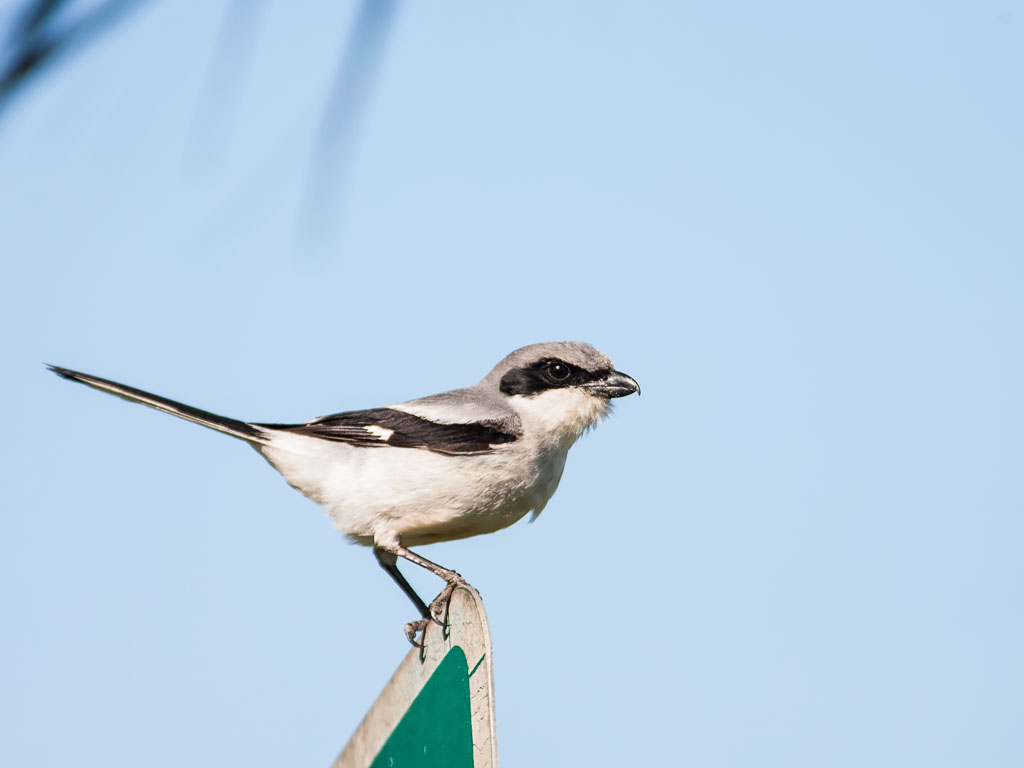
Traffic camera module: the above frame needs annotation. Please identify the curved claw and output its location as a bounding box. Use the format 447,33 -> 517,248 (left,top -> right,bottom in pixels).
428,580 -> 465,623
401,577 -> 471,647
404,619 -> 429,647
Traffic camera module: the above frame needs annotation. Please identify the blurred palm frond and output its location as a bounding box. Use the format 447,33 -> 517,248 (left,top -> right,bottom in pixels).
0,0 -> 148,117
0,0 -> 402,248
304,0 -> 402,242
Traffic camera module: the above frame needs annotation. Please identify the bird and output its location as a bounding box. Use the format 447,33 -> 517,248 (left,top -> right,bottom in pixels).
48,342 -> 639,643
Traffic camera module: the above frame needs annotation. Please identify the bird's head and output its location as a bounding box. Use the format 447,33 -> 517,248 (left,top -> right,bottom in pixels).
484,342 -> 639,443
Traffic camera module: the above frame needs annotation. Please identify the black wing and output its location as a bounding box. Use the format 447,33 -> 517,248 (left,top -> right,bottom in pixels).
258,408 -> 520,455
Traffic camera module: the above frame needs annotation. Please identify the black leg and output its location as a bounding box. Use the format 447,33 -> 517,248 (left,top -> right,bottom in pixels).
375,547 -> 430,619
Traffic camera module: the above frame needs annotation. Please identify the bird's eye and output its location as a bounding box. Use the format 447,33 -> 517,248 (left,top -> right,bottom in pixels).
546,362 -> 570,381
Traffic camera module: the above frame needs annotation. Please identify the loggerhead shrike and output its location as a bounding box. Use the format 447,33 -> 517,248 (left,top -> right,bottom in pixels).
49,342 -> 639,642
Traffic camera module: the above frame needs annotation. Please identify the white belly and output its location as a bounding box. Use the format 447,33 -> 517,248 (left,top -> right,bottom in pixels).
257,432 -> 568,547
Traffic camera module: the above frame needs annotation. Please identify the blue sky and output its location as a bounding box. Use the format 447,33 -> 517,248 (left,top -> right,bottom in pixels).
2,1 -> 1022,766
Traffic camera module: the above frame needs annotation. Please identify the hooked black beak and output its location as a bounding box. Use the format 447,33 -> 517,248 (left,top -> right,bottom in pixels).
585,370 -> 641,398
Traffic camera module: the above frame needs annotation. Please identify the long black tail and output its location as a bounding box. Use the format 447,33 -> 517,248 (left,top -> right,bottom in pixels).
48,365 -> 269,444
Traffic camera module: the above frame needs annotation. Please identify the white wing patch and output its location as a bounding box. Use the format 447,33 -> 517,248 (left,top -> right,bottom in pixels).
364,425 -> 395,441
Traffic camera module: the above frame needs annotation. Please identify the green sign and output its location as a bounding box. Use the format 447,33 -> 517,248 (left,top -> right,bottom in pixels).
369,647 -> 475,768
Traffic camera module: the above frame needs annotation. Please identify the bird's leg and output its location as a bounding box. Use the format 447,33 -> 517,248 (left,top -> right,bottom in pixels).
374,548 -> 431,618
374,534 -> 469,645
374,548 -> 436,647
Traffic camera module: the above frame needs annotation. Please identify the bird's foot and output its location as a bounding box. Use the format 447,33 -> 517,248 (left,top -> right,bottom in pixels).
428,575 -> 468,624
404,618 -> 429,648
403,576 -> 469,647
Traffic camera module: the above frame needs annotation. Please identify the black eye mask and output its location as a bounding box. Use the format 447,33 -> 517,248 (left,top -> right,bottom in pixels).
499,358 -> 611,396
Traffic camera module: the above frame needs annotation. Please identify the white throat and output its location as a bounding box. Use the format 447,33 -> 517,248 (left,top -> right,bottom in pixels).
509,389 -> 611,446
